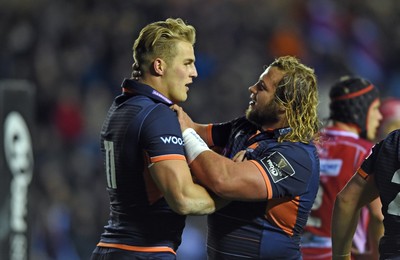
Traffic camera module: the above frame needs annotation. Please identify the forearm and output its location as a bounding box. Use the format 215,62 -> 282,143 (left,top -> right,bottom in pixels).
189,151 -> 226,192
367,198 -> 384,258
367,217 -> 383,259
189,152 -> 268,200
176,178 -> 229,214
149,159 -> 218,215
331,197 -> 361,259
193,123 -> 212,146
183,128 -> 268,200
179,183 -> 218,215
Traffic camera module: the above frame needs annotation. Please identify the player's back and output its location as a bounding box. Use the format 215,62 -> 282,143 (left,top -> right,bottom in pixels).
98,91 -> 186,251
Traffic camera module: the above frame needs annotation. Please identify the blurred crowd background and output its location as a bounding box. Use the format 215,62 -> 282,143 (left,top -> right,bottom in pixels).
1,0 -> 400,259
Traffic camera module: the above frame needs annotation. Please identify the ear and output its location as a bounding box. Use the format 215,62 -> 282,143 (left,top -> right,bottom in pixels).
153,58 -> 165,76
277,105 -> 286,115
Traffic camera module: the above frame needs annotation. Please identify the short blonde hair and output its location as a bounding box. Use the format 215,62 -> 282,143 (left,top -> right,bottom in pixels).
132,18 -> 196,76
270,56 -> 321,143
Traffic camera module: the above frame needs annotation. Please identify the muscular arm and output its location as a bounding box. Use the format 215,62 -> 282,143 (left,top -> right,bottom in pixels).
366,197 -> 384,259
149,159 -> 220,215
332,173 -> 379,259
189,150 -> 269,200
171,104 -> 268,200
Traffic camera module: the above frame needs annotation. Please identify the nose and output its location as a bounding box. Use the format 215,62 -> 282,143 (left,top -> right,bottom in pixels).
190,64 -> 198,78
377,109 -> 383,122
249,84 -> 257,93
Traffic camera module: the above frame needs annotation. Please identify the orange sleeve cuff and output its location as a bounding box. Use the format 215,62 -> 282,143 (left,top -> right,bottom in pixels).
249,160 -> 273,199
150,154 -> 186,163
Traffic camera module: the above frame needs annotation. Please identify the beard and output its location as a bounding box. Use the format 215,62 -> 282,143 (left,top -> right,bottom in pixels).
246,100 -> 281,127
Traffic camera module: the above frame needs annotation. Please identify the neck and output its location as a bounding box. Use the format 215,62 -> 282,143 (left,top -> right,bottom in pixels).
332,121 -> 360,134
261,121 -> 288,131
140,76 -> 168,97
261,115 -> 288,131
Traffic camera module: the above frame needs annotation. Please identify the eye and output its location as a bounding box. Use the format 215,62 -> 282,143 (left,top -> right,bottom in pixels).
256,81 -> 267,91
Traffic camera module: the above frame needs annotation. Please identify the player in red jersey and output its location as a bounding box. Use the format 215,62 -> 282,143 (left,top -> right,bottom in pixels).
301,76 -> 384,260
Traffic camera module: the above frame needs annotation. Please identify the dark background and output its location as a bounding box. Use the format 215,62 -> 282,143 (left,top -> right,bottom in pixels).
1,0 -> 400,259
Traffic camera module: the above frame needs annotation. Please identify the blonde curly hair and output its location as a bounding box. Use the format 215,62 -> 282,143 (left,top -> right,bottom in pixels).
270,56 -> 321,143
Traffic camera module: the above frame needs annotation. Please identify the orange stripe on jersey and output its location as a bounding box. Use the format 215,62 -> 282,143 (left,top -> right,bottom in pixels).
142,151 -> 163,204
206,124 -> 214,146
150,154 -> 186,163
248,142 -> 259,150
97,242 -> 176,255
248,130 -> 261,140
265,196 -> 300,237
249,160 -> 273,199
357,168 -> 369,180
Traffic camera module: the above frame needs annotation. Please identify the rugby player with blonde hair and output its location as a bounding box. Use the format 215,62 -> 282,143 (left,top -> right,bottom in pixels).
91,18 -> 222,260
173,55 -> 321,259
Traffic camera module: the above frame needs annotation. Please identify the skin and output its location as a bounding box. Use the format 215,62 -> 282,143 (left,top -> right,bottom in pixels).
331,174 -> 379,260
139,40 -> 218,215
246,66 -> 287,130
366,99 -> 383,141
171,66 -> 287,200
355,98 -> 383,259
141,41 -> 198,104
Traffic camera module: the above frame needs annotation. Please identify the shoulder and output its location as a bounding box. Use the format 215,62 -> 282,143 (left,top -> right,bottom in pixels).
281,141 -> 317,157
355,138 -> 374,150
148,102 -> 175,115
141,103 -> 180,134
263,141 -> 318,168
318,129 -> 373,152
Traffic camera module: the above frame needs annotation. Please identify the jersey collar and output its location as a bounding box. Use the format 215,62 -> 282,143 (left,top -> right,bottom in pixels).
121,78 -> 173,105
263,127 -> 292,138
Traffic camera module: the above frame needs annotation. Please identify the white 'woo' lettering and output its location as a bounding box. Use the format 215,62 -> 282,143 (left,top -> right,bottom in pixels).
160,136 -> 183,145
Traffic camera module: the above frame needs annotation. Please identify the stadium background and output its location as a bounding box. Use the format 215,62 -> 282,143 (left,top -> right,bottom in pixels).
1,0 -> 400,259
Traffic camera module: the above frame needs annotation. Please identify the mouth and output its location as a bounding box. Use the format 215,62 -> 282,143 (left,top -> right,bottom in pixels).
249,94 -> 256,106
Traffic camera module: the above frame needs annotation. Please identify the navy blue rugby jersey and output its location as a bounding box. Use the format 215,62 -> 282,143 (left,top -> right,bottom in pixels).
97,79 -> 186,253
207,116 -> 320,259
357,129 -> 400,258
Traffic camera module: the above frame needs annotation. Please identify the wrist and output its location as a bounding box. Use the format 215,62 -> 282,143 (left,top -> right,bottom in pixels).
182,128 -> 210,163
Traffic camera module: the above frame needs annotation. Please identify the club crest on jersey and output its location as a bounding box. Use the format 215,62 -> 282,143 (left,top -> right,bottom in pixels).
260,151 -> 295,183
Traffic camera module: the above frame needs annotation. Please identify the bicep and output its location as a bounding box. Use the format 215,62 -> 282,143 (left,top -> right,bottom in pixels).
338,173 -> 378,209
149,159 -> 193,201
190,152 -> 269,200
149,159 -> 218,215
223,160 -> 269,200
